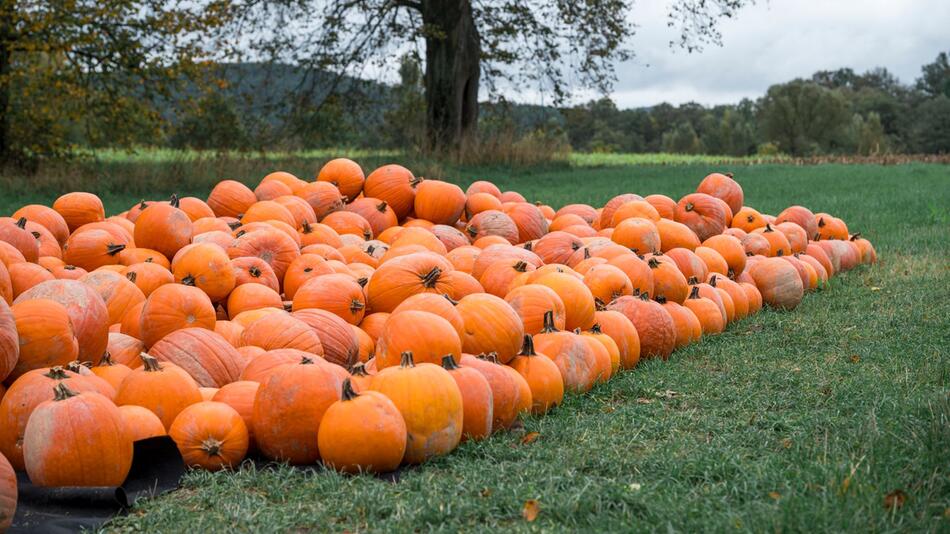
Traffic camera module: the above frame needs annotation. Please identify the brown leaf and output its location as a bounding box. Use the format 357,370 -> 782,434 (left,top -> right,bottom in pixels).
520,432 -> 540,445
781,438 -> 793,449
840,476 -> 851,494
480,488 -> 492,498
636,397 -> 653,404
884,489 -> 906,510
768,491 -> 781,500
522,499 -> 540,522
850,354 -> 861,363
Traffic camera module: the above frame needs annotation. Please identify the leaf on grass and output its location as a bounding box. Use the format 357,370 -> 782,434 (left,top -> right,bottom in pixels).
781,438 -> 793,449
791,367 -> 802,373
884,489 -> 906,510
636,397 -> 653,404
480,488 -> 492,498
628,482 -> 642,492
655,389 -> 680,399
850,355 -> 861,363
522,499 -> 540,522
768,491 -> 781,500
520,432 -> 540,445
839,476 -> 851,494
870,286 -> 881,291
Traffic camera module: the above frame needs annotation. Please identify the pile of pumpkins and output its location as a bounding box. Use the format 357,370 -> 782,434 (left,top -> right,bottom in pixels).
0,161 -> 877,528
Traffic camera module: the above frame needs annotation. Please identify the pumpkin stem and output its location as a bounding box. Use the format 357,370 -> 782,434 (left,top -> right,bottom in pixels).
519,334 -> 536,356
763,223 -> 774,232
655,295 -> 667,304
15,217 -> 26,229
513,260 -> 528,273
776,249 -> 784,257
106,243 -> 126,256
648,258 -> 660,269
228,220 -> 242,231
409,176 -> 423,188
688,285 -> 701,299
726,172 -> 734,178
441,354 -> 460,370
350,362 -> 369,376
66,360 -> 91,373
248,266 -> 261,278
283,302 -> 293,312
31,231 -> 40,239
541,310 -> 558,333
850,233 -> 861,241
363,230 -> 372,240
169,194 -> 180,208
63,265 -> 76,270
126,271 -> 138,283
366,244 -> 376,255
594,297 -> 607,311
145,257 -> 154,263
300,356 -> 314,365
341,378 -> 359,401
477,352 -> 499,364
141,354 -> 162,371
181,275 -> 196,286
709,276 -> 718,287
138,200 -> 148,210
420,266 -> 442,288
100,352 -> 115,366
301,220 -> 312,233
442,293 -> 459,305
684,202 -> 695,212
465,225 -> 477,237
399,351 -> 415,368
583,248 -> 591,259
571,241 -> 580,251
376,201 -> 388,212
590,323 -> 603,334
200,437 -> 223,457
522,241 -> 533,251
687,276 -> 699,285
43,366 -> 70,380
356,277 -> 368,288
350,299 -> 365,312
52,382 -> 78,401
639,292 -> 650,301
817,217 -> 826,228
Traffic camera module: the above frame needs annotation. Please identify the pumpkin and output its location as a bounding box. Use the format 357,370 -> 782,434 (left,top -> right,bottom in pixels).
0,218 -> 39,264
754,224 -> 793,257
503,283 -> 567,336
228,226 -> 300,282
749,257 -> 804,310
457,353 -> 523,432
226,283 -> 281,319
53,192 -> 105,232
9,262 -> 54,298
683,286 -> 724,335
533,311 -> 598,393
62,227 -> 131,271
293,309 -> 361,368
465,210 -> 519,244
122,262 -> 174,297
582,264 -> 633,308
231,256 -> 280,292
106,332 -> 145,368
119,404 -> 167,442
13,204 -> 70,246
471,245 -> 542,280
237,348 -> 303,383
708,274 -> 750,319
454,293 -> 524,364
701,234 -> 746,277
599,194 -> 643,227
732,207 -> 767,232
607,254 -> 654,297
533,272 -> 596,331
115,355 -> 203,429
211,381 -> 259,450
255,180 -> 293,202
345,198 -> 398,238
80,270 -> 146,325
133,196 -> 193,259
171,243 -> 236,302
694,245 -> 729,276
291,273 -> 366,325
741,232 -> 771,257
740,282 -> 763,314
815,214 -> 849,241
365,252 -> 455,312
655,218 -> 701,252
610,201 -> 660,227
414,180 -> 466,225
376,310 -> 462,368
533,231 -> 583,265
850,234 -> 877,264
503,202 -> 549,243
241,312 -> 324,355
648,257 -> 689,304
0,262 -> 11,305
658,298 -> 701,348
466,180 -> 502,198
439,355 -> 493,441
465,192 -> 503,218
363,164 -> 420,220
353,326 -> 375,362
0,367 -> 102,470
24,384 -> 132,487
0,451 -> 14,530
606,293 -> 675,360
674,193 -> 727,242
139,283 -> 216,348
9,299 -> 79,380
0,300 -> 16,382
359,312 -> 390,340
207,180 -> 257,218
610,217 -> 660,254
169,401 -> 248,471
592,310 -> 640,370
696,172 -> 743,214
149,328 -> 245,387
317,158 -> 365,200
369,351 -> 462,464
509,335 -> 564,415
177,197 -> 215,222
90,353 -> 133,391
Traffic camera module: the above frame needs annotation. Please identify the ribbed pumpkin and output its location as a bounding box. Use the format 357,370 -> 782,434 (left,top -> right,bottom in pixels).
683,286 -> 724,335
252,356 -> 342,464
664,247 -> 708,282
171,243 -> 236,302
106,332 -> 145,368
139,284 -> 216,348
212,381 -> 259,450
749,257 -> 804,310
0,451 -> 14,530
317,158 -> 365,200
609,200 -> 660,227
657,298 -> 699,348
0,300 -> 16,382
365,252 -> 455,312
440,355 -> 493,441
62,228 -> 128,271
231,256 -> 280,292
14,204 -> 70,246
293,308 -> 361,368
237,348 -> 302,383
169,401 -> 248,471
9,299 -> 79,380
376,310 -> 462,368
115,355 -> 203,429
24,384 -> 133,487
647,257 -> 689,304
593,310 -> 641,370
458,353 -> 523,432
9,262 -> 54,298
226,283 -> 282,319
149,328 -> 245,387
242,312 -> 324,355
606,293 -> 675,360
503,202 -> 549,243
775,222 -> 808,254
465,210 -> 519,244
299,221 -> 344,249
531,231 -> 582,265
708,274 -> 749,319
454,293 -> 524,364
133,196 -> 193,259
701,234 -> 746,277
414,180 -> 466,225
741,282 -> 763,314
674,193 -> 727,242
90,353 -> 133,391
80,270 -> 146,325
228,227 -> 300,283
363,164 -> 420,220
318,378 -> 407,473
696,172 -> 743,214
291,274 -> 366,326
345,198 -> 398,238
0,218 -> 38,263
0,367 -> 102,470
118,405 -> 167,442
509,335 -> 564,415
655,218 -> 701,252
533,311 -> 598,393
503,283 -> 566,336
465,192 -> 503,218
753,224 -> 792,257
53,192 -> 105,233
207,180 -> 257,218
369,351 -> 462,464
15,279 -> 109,365
533,272 -> 596,331
122,262 -> 174,297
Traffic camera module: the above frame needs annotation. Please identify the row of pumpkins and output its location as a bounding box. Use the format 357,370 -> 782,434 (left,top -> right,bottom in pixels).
0,161 -> 876,530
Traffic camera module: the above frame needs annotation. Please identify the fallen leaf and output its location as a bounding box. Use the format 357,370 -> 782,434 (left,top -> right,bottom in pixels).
522,499 -> 540,522
850,355 -> 861,363
884,489 -> 906,510
943,507 -> 950,518
628,482 -> 642,492
791,367 -> 802,373
655,389 -> 680,399
782,438 -> 793,449
870,286 -> 881,291
840,476 -> 851,494
520,432 -> 540,445
768,491 -> 781,500
480,488 -> 492,498
636,397 -> 653,404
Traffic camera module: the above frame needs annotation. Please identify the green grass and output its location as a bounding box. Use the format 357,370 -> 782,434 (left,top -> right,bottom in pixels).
3,159 -> 949,532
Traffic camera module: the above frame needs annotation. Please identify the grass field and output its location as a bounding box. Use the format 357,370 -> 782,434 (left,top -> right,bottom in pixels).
3,157 -> 949,532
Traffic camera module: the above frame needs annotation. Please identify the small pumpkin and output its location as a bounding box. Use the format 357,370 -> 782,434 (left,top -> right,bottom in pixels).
317,158 -> 365,200
172,243 -> 236,302
455,293 -> 524,364
509,335 -> 564,415
533,311 -> 598,393
115,355 -> 203,429
118,404 -> 167,442
169,401 -> 248,471
139,284 -> 216,348
440,355 -> 493,441
605,293 -> 675,360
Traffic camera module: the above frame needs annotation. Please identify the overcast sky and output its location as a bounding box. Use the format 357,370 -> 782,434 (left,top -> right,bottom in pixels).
583,0 -> 949,108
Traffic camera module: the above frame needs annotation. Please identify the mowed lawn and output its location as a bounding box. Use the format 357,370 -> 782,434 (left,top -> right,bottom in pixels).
5,161 -> 949,532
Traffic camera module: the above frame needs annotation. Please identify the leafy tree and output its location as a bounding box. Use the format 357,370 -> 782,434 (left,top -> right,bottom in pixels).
757,80 -> 851,155
662,121 -> 704,154
170,92 -> 249,151
383,55 -> 427,149
912,95 -> 950,153
216,0 -> 751,150
917,51 -> 950,98
0,1 -> 218,166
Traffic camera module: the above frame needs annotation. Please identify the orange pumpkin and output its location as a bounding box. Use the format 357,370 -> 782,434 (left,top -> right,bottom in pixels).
683,286 -> 724,335
14,204 -> 70,246
208,180 -> 257,218
440,355 -> 493,441
414,180 -> 466,225
149,328 -> 245,387
115,355 -> 202,429
365,252 -> 455,312
241,312 -> 324,355
53,192 -> 105,233
732,207 -> 767,233
14,279 -> 108,366
509,335 -> 564,415
605,293 -> 675,360
0,300 -> 16,382
376,310 -> 462,368
533,311 -> 598,393
658,298 -> 701,348
9,262 -> 55,298
648,257 -> 689,304
364,164 -> 420,220
90,353 -> 133,391
134,196 -> 194,259
459,353 -> 524,431
317,158 -> 365,200
533,272 -> 596,331
9,299 -> 79,380
118,404 -> 167,442
753,224 -> 793,257
465,192 -> 503,218
291,273 -> 366,324
169,401 -> 248,471
227,282 -> 282,318
674,193 -> 727,242
455,293 -> 524,364
465,210 -> 519,244
0,217 -> 39,263
655,219 -> 701,252
172,243 -> 236,302
228,227 -> 300,282
139,284 -> 216,348
503,202 -> 549,243
504,283 -> 567,336
749,257 -> 804,310
696,172 -> 743,214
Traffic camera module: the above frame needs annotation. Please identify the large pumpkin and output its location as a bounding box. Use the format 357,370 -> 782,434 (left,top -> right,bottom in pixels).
115,355 -> 203,429
241,312 -> 324,355
252,356 -> 342,464
169,401 -> 248,471
459,353 -> 526,432
533,311 -> 598,393
605,293 -> 675,360
149,328 -> 245,387
291,273 -> 366,324
370,351 -> 463,464
696,172 -> 743,214
139,284 -> 216,348
503,283 -> 567,336
15,279 -> 109,365
376,310 -> 462,369
749,257 -> 804,310
317,379 -> 407,474
171,243 -> 236,302
80,270 -> 146,325
9,299 -> 79,380
365,252 -> 455,312
317,158 -> 365,201
133,196 -> 193,259
455,293 -> 524,364
363,164 -> 419,220
293,309 -> 360,368
414,180 -> 466,225
52,192 -> 105,233
674,193 -> 727,242
24,384 -> 133,487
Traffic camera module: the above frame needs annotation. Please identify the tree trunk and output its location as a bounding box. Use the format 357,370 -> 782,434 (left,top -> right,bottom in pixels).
421,0 -> 480,150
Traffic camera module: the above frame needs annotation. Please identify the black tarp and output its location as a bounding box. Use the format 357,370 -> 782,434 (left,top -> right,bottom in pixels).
10,436 -> 185,533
